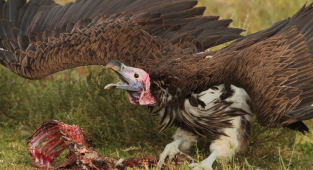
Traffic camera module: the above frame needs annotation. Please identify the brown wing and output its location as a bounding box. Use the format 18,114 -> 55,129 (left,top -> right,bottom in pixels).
0,0 -> 244,79
190,3 -> 313,129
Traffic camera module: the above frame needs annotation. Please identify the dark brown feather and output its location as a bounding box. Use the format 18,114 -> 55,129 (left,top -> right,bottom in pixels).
0,0 -> 243,78
163,3 -> 313,129
0,0 -> 253,137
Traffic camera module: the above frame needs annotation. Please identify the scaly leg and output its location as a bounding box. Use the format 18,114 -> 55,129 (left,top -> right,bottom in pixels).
156,128 -> 198,169
156,134 -> 185,169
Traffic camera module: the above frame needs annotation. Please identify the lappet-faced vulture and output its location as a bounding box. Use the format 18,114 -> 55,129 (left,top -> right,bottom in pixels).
1,0 -> 313,169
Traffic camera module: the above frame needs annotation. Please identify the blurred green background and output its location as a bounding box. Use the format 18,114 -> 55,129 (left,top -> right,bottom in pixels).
1,0 -> 313,169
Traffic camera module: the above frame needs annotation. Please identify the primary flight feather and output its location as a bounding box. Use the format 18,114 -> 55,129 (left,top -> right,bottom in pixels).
1,0 -> 313,169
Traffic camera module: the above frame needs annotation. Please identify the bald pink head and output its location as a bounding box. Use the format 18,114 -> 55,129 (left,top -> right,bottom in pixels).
105,60 -> 157,106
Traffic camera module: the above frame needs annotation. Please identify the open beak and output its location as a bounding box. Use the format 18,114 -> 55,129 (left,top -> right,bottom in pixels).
104,60 -> 143,92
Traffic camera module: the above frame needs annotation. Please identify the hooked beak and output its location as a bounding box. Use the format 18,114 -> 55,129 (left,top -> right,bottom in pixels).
105,60 -> 123,73
104,60 -> 143,92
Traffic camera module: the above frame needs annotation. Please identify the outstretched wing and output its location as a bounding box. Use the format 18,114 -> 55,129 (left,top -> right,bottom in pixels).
195,3 -> 313,129
0,0 -> 244,79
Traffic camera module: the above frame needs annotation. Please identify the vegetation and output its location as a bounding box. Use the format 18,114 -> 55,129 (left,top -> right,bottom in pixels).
1,0 -> 313,169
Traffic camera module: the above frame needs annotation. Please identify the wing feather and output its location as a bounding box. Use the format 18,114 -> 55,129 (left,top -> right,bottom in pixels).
1,19 -> 15,40
70,0 -> 94,22
28,5 -> 52,33
2,2 -> 8,20
39,4 -> 61,32
87,0 -> 112,18
56,0 -> 86,28
20,0 -> 48,35
188,3 -> 313,128
8,0 -> 25,27
47,3 -> 73,30
0,0 -> 243,81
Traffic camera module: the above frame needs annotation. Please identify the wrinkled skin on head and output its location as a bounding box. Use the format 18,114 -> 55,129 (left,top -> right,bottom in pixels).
105,60 -> 157,105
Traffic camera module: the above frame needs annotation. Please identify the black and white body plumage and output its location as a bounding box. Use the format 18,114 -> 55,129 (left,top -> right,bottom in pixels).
155,84 -> 253,169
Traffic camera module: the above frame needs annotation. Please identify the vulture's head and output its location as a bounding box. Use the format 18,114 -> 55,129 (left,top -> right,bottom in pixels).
105,60 -> 156,105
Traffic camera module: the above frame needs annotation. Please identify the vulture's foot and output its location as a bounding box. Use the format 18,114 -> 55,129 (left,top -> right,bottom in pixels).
174,152 -> 194,164
156,134 -> 192,169
189,150 -> 216,170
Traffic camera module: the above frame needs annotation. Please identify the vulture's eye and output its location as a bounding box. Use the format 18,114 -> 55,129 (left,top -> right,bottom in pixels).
134,73 -> 139,78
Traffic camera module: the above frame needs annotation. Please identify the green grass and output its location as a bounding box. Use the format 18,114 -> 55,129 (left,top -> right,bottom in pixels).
2,0 -> 313,169
0,126 -> 32,169
2,67 -> 313,170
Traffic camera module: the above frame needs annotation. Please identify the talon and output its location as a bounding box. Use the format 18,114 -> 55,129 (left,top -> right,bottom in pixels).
174,152 -> 194,164
156,135 -> 186,169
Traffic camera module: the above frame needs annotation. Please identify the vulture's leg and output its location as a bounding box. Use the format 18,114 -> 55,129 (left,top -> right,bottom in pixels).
190,115 -> 251,170
173,128 -> 199,153
156,128 -> 198,169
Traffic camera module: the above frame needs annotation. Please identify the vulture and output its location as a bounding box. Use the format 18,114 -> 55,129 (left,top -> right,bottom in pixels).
1,0 -> 313,169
